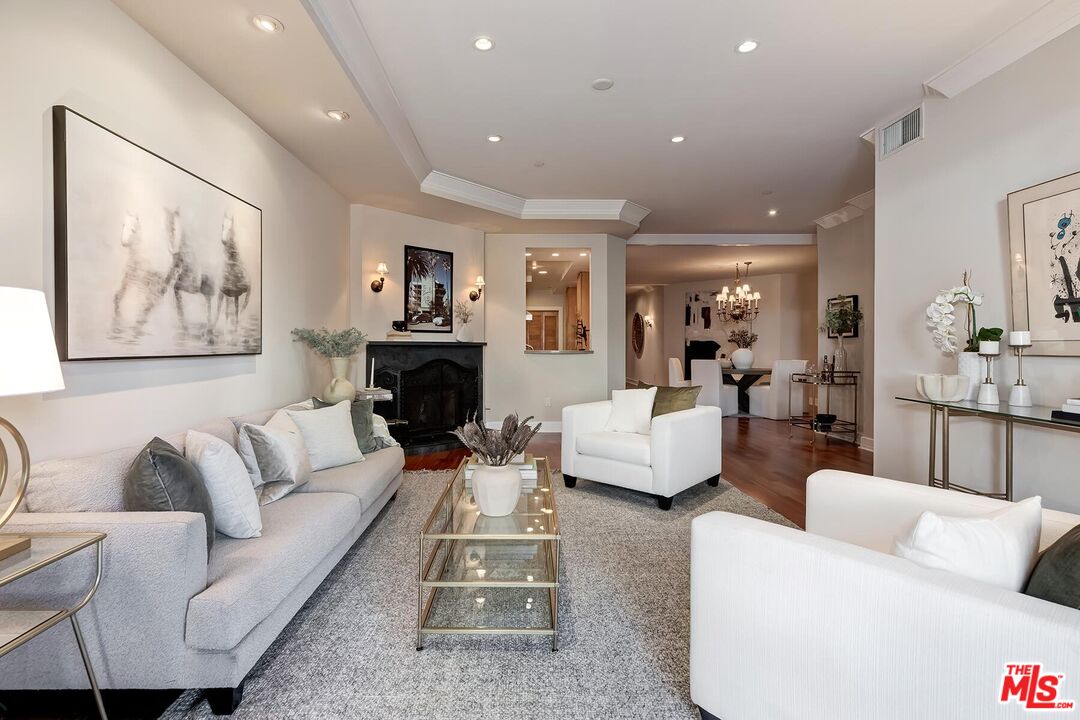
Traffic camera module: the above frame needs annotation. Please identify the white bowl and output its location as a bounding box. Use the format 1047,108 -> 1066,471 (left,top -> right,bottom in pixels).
916,374 -> 970,402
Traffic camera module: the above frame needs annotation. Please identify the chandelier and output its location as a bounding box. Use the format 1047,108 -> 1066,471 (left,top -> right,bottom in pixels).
717,261 -> 761,323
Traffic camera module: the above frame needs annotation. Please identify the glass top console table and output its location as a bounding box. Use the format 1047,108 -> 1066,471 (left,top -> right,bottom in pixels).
895,396 -> 1080,502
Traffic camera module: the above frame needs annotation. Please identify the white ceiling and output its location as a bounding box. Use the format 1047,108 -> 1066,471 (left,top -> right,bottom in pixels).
627,244 -> 817,287
115,0 -> 1055,235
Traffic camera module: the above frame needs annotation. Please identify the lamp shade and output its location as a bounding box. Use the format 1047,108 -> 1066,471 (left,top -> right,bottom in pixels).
0,287 -> 64,398
375,262 -> 389,275
475,275 -> 486,287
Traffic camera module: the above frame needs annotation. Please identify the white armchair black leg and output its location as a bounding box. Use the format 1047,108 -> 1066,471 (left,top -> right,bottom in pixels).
562,474 -> 577,488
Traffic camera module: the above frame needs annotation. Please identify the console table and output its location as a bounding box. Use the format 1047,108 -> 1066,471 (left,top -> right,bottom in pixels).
895,396 -> 1080,502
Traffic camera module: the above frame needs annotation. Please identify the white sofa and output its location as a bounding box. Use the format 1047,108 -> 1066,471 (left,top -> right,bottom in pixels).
561,400 -> 722,509
690,359 -> 739,417
746,359 -> 807,419
690,470 -> 1080,720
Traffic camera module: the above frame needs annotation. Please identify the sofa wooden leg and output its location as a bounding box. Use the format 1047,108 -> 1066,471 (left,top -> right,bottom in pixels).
563,474 -> 577,488
706,474 -> 720,487
205,682 -> 244,715
657,495 -> 673,510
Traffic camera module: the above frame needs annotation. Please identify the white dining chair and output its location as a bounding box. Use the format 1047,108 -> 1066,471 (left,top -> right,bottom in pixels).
747,359 -> 808,419
668,357 -> 692,388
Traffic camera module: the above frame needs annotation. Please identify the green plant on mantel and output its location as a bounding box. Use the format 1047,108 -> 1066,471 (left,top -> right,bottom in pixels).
291,327 -> 367,358
728,328 -> 758,349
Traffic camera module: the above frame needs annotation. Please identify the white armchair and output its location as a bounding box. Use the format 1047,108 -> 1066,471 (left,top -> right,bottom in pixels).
746,359 -> 807,419
690,359 -> 739,417
668,357 -> 692,388
561,400 -> 722,509
691,470 -> 1080,720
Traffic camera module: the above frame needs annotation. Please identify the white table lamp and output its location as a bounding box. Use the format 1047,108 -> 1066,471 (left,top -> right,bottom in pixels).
0,287 -> 65,559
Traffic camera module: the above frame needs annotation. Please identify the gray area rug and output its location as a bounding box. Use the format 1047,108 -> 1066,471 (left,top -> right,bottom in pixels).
162,471 -> 793,719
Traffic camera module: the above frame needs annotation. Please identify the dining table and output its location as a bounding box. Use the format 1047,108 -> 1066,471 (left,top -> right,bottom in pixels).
721,367 -> 773,413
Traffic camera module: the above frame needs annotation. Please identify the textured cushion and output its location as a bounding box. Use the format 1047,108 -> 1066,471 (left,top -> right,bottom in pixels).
313,397 -> 377,453
576,431 -> 652,467
287,400 -> 364,471
185,491 -> 361,651
185,431 -> 261,539
26,444 -> 136,513
1025,523 -> 1080,608
604,387 -> 657,435
123,437 -> 215,552
242,412 -> 312,505
894,496 -> 1042,591
651,385 -> 702,417
298,446 -> 404,512
371,414 -> 400,450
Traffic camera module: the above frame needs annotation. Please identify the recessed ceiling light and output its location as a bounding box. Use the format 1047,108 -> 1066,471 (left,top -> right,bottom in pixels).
736,39 -> 758,54
768,209 -> 778,216
538,270 -> 548,275
252,15 -> 284,34
525,252 -> 532,257
551,253 -> 560,257
579,252 -> 588,257
671,136 -> 685,143
473,36 -> 494,51
326,110 -> 350,121
487,135 -> 502,143
591,78 -> 615,91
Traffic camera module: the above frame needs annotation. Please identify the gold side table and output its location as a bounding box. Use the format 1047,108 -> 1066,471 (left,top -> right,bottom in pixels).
0,532 -> 108,719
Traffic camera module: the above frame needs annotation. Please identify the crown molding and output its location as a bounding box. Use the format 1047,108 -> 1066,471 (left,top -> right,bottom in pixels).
421,171 -> 652,227
925,0 -> 1080,98
628,233 -> 816,246
815,189 -> 875,229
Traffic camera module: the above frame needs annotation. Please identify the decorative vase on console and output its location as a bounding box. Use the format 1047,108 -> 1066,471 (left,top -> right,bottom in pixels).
453,413 -> 540,517
821,294 -> 863,372
925,272 -> 985,402
290,326 -> 367,403
454,300 -> 474,343
728,327 -> 758,370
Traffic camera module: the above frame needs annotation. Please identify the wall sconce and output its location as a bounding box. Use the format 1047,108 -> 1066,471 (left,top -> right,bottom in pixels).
469,275 -> 486,301
643,315 -> 654,328
371,262 -> 388,293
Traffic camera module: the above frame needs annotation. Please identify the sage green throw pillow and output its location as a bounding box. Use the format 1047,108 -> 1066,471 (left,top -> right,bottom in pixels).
638,383 -> 702,417
123,437 -> 215,553
1025,523 -> 1080,608
313,397 -> 377,453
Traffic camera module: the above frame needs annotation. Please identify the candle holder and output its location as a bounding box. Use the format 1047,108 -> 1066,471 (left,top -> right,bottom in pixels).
1008,341 -> 1033,407
977,341 -> 1000,406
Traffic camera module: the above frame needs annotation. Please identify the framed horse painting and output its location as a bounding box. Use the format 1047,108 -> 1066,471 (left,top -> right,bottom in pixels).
52,106 -> 262,360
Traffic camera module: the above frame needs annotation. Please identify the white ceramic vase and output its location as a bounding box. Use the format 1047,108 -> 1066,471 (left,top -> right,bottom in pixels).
956,351 -> 981,401
323,356 -> 356,404
456,322 -> 473,343
471,464 -> 521,517
731,348 -> 754,370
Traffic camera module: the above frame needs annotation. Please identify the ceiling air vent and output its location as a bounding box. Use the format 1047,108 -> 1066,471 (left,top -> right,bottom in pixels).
880,106 -> 923,158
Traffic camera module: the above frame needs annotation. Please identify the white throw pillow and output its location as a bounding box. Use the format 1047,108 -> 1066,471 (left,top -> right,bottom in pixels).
604,387 -> 658,435
286,400 -> 365,471
184,430 -> 262,539
241,409 -> 312,505
893,496 -> 1043,591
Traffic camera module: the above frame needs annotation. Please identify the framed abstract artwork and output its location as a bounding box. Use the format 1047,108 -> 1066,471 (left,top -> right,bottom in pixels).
1009,170 -> 1080,356
403,245 -> 453,333
53,106 -> 262,360
826,295 -> 860,339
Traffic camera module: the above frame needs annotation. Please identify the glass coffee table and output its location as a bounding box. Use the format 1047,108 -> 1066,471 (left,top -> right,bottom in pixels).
417,457 -> 561,651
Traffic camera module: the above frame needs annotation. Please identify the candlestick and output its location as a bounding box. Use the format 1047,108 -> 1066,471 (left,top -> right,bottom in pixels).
369,358 -> 375,389
1009,330 -> 1031,347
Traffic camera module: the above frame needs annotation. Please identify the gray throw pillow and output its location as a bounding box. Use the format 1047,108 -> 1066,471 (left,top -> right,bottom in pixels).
1025,523 -> 1080,608
313,397 -> 377,453
123,437 -> 215,553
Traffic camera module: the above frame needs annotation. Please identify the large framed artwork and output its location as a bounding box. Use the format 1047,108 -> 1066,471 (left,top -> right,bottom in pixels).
1009,170 -> 1080,356
53,106 -> 262,360
403,245 -> 453,333
826,294 -> 860,339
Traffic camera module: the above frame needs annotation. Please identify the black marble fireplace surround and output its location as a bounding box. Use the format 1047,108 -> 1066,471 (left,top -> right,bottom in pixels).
366,341 -> 485,454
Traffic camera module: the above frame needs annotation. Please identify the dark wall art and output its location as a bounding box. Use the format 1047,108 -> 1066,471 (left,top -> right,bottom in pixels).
53,106 -> 262,360
403,245 -> 453,333
826,295 -> 860,339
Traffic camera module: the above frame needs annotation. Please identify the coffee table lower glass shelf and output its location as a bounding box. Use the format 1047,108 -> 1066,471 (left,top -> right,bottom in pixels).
417,457 -> 560,651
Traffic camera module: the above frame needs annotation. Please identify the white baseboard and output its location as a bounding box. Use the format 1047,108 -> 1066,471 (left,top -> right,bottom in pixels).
860,436 -> 874,452
485,420 -> 561,432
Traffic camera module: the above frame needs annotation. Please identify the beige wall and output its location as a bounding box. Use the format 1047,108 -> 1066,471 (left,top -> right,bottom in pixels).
626,288 -> 665,385
0,0 -> 349,460
818,209 -> 874,443
875,27 -> 1080,511
349,204 -> 485,380
485,234 -> 624,426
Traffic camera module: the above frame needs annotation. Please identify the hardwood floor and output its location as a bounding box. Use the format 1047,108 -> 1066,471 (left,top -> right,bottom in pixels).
408,417 -> 872,528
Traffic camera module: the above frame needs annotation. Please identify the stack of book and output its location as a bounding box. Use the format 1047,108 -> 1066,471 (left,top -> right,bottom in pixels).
1051,399 -> 1080,425
464,454 -> 539,489
385,330 -> 412,340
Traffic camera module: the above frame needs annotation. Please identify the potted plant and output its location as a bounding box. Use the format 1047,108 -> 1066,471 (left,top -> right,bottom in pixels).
727,328 -> 759,370
291,327 -> 367,403
925,271 -> 984,400
822,295 -> 864,371
453,414 -> 540,516
454,300 -> 475,343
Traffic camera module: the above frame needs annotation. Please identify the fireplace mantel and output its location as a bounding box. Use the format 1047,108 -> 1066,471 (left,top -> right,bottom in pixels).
366,341 -> 486,347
